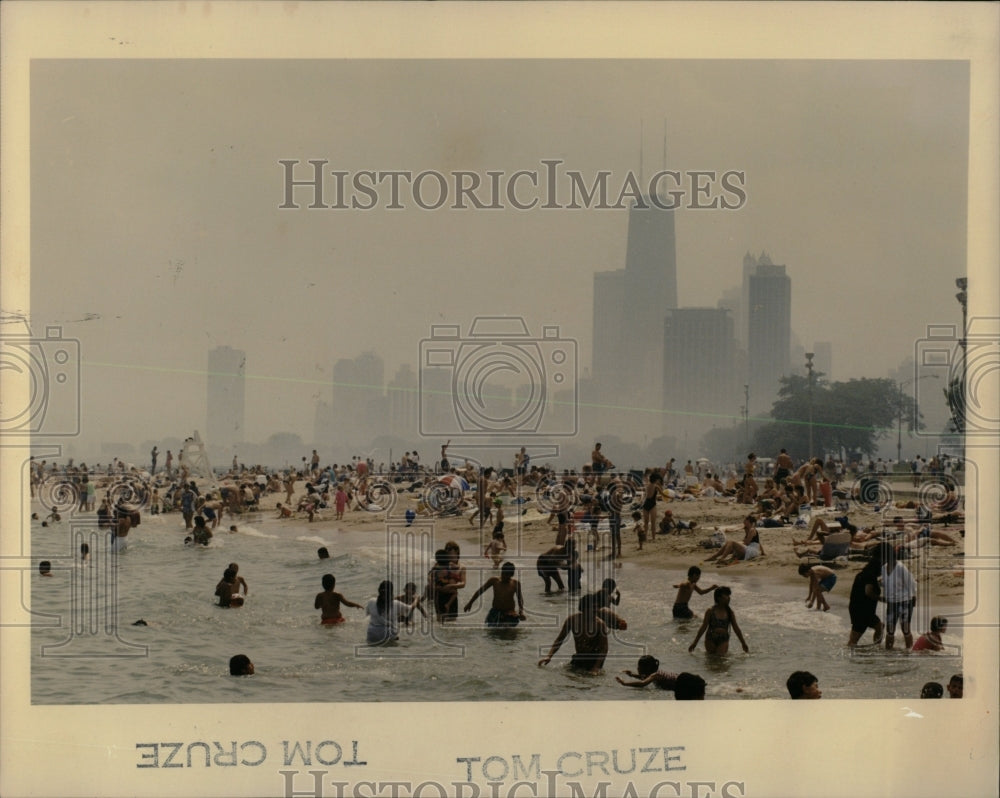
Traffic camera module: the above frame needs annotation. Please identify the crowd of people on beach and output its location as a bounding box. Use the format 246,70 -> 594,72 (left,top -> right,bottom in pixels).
31,439 -> 966,699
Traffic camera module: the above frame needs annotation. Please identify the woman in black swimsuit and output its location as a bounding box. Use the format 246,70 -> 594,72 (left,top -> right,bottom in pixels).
642,470 -> 663,542
688,586 -> 749,656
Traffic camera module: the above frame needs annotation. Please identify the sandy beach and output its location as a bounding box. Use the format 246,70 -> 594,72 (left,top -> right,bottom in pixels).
244,474 -> 966,605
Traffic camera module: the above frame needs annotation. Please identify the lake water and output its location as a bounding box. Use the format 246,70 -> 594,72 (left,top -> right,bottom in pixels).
30,507 -> 962,704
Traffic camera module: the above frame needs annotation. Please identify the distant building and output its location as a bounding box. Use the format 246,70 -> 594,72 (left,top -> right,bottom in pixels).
747,257 -> 791,409
592,197 -> 678,419
332,351 -> 385,447
387,364 -> 418,439
206,346 -> 246,450
662,308 -> 739,435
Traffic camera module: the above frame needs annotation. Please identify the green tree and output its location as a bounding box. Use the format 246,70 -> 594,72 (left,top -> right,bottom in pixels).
752,375 -> 912,460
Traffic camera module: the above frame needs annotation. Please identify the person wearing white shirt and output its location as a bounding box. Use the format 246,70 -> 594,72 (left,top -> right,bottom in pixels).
879,544 -> 917,650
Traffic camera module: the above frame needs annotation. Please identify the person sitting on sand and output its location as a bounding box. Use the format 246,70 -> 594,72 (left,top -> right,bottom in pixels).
275,503 -> 292,518
704,515 -> 764,566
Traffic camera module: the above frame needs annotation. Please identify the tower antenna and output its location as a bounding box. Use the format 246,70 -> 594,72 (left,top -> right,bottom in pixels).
662,118 -> 667,170
639,118 -> 644,185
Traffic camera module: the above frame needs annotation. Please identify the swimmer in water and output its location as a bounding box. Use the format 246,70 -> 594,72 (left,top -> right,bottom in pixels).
616,655 -> 679,689
315,574 -> 362,625
215,568 -> 244,607
688,586 -> 748,656
462,562 -> 525,627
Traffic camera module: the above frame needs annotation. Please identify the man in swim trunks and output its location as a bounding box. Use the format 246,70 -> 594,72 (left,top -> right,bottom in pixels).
798,563 -> 836,611
536,545 -> 568,594
847,554 -> 884,647
672,566 -> 718,619
538,593 -> 624,674
774,448 -> 793,486
215,568 -> 244,607
314,573 -> 363,624
591,443 -> 613,475
463,562 -> 525,627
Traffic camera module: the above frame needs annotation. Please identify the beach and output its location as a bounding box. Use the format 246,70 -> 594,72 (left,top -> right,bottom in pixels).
249,473 -> 966,604
28,465 -> 967,704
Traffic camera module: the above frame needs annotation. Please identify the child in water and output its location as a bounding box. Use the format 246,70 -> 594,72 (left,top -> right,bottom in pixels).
395,582 -> 428,626
215,568 -> 244,607
913,616 -> 948,651
484,529 -> 507,568
671,566 -> 718,619
315,574 -> 363,625
616,655 -> 678,689
688,586 -> 749,655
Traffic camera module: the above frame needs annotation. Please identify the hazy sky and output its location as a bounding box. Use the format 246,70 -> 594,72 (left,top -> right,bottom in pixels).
29,58 -> 970,447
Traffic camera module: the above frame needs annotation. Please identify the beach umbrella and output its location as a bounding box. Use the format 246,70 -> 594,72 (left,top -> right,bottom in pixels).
439,473 -> 469,492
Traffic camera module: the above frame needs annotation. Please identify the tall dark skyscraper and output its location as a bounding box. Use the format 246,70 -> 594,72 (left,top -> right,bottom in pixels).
592,197 -> 678,423
206,345 -> 246,449
747,258 -> 791,409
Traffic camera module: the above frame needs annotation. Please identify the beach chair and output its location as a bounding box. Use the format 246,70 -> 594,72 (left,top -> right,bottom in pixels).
801,530 -> 852,567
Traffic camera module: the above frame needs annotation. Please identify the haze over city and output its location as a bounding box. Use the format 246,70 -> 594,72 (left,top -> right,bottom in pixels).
23,58 -> 972,466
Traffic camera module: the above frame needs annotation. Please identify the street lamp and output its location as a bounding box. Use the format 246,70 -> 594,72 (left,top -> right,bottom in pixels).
805,352 -> 815,459
896,374 -> 938,464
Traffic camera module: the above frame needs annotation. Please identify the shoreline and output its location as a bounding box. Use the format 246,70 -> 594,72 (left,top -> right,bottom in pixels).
240,479 -> 966,606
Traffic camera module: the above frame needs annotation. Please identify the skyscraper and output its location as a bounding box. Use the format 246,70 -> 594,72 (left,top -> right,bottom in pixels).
747,259 -> 791,409
592,197 -> 678,420
206,345 -> 246,449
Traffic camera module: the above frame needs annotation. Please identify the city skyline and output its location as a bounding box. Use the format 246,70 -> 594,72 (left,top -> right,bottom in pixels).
24,58 -> 971,457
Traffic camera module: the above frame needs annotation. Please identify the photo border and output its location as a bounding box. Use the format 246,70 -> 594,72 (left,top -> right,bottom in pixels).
2,3 -> 997,797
